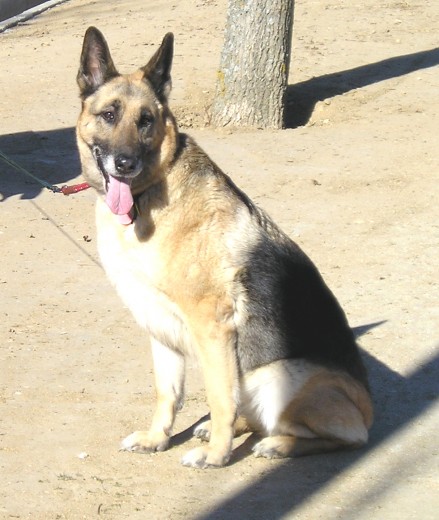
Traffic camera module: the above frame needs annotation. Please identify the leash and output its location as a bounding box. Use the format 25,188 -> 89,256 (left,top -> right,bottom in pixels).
0,148 -> 90,195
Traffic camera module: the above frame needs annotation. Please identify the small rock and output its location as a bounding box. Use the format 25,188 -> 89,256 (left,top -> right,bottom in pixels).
77,452 -> 89,460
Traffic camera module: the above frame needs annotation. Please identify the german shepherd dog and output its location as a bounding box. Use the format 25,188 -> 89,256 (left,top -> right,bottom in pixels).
76,27 -> 373,468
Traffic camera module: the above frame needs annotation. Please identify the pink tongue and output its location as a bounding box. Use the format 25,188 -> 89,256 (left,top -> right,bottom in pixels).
105,176 -> 134,222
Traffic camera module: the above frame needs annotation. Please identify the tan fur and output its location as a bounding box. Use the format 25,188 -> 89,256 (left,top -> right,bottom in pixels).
275,370 -> 373,456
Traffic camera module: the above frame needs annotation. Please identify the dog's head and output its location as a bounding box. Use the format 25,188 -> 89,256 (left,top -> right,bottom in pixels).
76,27 -> 177,223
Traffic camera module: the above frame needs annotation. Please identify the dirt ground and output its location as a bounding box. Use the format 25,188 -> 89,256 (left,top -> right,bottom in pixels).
1,0 -> 438,518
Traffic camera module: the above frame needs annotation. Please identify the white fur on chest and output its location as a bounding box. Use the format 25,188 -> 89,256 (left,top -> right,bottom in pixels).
95,200 -> 192,353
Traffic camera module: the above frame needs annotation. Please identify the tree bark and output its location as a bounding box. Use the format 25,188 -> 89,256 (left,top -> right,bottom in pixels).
211,0 -> 294,129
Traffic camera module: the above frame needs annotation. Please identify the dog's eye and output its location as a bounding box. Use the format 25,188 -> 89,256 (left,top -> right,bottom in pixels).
139,112 -> 154,128
101,110 -> 115,123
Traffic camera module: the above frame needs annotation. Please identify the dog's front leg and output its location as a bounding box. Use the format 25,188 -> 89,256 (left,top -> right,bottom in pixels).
121,337 -> 185,453
182,316 -> 238,469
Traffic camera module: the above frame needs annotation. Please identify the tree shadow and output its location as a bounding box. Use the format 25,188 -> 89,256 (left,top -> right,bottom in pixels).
0,127 -> 80,201
284,47 -> 439,128
191,321 -> 438,519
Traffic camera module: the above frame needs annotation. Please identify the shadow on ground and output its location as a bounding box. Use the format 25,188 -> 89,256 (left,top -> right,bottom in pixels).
0,127 -> 79,201
193,321 -> 438,519
285,47 -> 439,127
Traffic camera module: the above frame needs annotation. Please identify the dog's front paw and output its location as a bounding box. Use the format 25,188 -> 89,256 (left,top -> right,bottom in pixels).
120,430 -> 170,454
193,420 -> 211,442
181,446 -> 230,469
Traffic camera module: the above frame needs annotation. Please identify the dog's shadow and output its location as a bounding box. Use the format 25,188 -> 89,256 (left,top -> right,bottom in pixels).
0,128 -> 80,201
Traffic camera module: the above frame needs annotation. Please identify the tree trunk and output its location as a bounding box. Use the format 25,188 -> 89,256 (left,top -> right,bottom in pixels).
211,0 -> 294,129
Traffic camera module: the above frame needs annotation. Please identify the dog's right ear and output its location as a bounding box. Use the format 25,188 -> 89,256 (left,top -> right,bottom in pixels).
77,27 -> 118,98
141,33 -> 174,103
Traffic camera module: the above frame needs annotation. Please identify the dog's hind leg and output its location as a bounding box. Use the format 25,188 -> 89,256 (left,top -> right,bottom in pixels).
252,436 -> 343,458
252,370 -> 373,459
121,337 -> 185,453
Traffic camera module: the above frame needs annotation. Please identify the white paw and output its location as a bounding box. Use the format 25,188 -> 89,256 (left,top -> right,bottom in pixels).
181,446 -> 229,469
120,430 -> 169,453
193,420 -> 211,441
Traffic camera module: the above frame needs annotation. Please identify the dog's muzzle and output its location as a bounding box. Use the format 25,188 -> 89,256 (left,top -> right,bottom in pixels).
92,146 -> 142,189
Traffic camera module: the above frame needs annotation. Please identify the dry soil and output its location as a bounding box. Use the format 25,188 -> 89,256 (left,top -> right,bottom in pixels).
0,1 -> 438,519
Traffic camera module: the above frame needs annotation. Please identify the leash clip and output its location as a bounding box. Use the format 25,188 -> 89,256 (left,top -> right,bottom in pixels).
48,185 -> 63,193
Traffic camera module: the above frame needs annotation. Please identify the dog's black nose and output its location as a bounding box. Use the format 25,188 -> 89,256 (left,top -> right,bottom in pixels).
115,154 -> 138,174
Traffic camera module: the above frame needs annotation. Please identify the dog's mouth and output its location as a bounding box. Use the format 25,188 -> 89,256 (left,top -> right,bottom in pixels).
93,146 -> 136,225
93,146 -> 110,190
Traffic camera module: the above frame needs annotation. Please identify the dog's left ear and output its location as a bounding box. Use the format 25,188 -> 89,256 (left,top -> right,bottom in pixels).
77,27 -> 119,98
141,33 -> 174,103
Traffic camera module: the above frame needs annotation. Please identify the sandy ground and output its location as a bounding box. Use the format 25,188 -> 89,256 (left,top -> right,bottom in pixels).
1,0 -> 438,518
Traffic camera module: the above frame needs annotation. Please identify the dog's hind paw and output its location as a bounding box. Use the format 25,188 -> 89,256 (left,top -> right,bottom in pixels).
193,420 -> 211,442
120,430 -> 170,453
181,446 -> 229,469
252,437 -> 292,459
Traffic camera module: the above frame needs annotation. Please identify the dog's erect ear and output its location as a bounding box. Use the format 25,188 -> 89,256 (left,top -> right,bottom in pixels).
141,33 -> 174,103
77,27 -> 118,98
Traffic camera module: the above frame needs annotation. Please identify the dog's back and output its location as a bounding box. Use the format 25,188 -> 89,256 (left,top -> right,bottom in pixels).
165,134 -> 369,386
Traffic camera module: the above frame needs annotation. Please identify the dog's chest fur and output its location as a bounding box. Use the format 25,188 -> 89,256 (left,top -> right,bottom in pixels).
95,198 -> 192,353
95,190 -> 256,358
